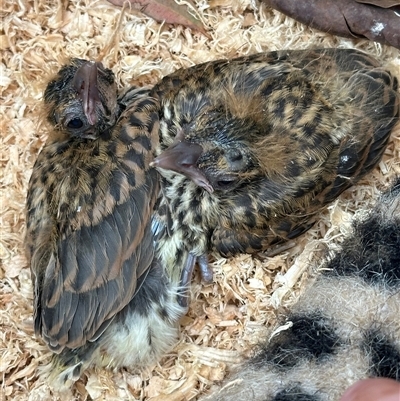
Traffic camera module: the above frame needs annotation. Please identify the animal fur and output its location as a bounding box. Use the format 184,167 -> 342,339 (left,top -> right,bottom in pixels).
200,179 -> 400,401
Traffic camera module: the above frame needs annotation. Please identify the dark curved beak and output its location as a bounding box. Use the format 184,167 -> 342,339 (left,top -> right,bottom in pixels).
151,139 -> 214,193
72,61 -> 102,125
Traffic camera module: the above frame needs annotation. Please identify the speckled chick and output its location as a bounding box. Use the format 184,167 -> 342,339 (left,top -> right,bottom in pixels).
25,59 -> 186,388
150,49 -> 399,279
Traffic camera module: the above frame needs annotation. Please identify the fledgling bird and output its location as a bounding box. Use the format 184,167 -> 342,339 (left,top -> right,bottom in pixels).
150,49 -> 400,279
199,178 -> 400,401
25,59 -> 186,387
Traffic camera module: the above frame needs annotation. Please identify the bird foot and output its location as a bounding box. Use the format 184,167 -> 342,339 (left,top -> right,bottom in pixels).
178,252 -> 214,307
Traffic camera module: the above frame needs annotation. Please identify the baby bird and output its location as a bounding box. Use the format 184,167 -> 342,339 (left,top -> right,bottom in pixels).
25,59 -> 186,387
151,49 -> 400,273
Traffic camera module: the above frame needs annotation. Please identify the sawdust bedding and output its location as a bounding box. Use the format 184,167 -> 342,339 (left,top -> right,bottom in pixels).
1,0 -> 399,400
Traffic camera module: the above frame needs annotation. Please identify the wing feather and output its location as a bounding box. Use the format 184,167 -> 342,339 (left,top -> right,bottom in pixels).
26,88 -> 160,351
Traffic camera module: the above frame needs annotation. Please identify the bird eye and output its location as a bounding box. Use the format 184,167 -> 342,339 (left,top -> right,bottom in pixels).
67,118 -> 84,129
215,180 -> 236,191
228,152 -> 243,162
226,149 -> 247,172
217,179 -> 235,188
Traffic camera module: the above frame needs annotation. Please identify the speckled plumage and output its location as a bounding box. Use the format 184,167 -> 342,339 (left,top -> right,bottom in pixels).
25,60 -> 186,387
151,49 -> 399,278
25,50 -> 400,388
200,178 -> 400,401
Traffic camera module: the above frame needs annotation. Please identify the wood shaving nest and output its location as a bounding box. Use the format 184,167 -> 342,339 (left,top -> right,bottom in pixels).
1,0 -> 399,400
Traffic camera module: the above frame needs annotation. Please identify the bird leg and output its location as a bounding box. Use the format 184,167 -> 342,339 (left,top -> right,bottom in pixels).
197,253 -> 214,283
178,252 -> 214,307
72,61 -> 102,125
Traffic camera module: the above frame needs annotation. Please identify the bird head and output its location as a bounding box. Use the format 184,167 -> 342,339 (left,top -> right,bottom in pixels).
44,59 -> 118,140
196,145 -> 258,192
152,110 -> 260,193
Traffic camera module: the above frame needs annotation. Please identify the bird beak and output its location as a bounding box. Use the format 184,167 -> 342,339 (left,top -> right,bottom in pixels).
151,139 -> 214,193
72,61 -> 103,125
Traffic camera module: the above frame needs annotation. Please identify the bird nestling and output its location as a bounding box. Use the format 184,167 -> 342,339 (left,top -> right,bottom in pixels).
150,49 -> 400,281
25,59 -> 187,388
199,178 -> 400,401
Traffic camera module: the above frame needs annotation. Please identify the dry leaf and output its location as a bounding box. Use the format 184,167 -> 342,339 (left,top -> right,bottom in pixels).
263,0 -> 400,50
107,0 -> 209,36
356,0 -> 400,8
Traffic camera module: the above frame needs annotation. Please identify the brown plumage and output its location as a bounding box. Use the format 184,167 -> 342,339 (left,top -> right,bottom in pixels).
25,49 -> 399,387
25,59 -> 186,387
150,49 -> 399,274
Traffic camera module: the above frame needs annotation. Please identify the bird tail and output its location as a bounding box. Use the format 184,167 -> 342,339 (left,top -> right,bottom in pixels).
37,259 -> 187,391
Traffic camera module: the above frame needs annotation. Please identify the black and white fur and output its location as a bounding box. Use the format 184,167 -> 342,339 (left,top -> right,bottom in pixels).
201,179 -> 400,401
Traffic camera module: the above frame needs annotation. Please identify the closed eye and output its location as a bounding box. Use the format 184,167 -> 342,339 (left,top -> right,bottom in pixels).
217,179 -> 235,187
211,175 -> 239,191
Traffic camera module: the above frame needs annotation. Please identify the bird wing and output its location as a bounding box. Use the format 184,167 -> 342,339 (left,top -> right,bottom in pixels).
212,216 -> 318,257
27,89 -> 160,352
151,51 -> 297,112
